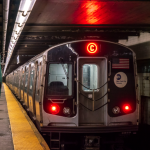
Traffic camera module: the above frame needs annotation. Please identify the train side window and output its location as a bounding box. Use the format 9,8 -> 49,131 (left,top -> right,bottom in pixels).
82,64 -> 98,91
47,63 -> 72,96
35,65 -> 39,95
35,63 -> 42,95
13,73 -> 16,85
21,73 -> 24,89
24,70 -> 28,92
16,72 -> 18,85
29,69 -> 34,92
14,73 -> 16,84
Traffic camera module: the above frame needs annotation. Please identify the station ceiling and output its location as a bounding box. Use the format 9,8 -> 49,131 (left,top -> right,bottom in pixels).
0,0 -> 150,75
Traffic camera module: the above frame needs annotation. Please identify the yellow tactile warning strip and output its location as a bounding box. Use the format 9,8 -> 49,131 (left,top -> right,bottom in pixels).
3,83 -> 50,150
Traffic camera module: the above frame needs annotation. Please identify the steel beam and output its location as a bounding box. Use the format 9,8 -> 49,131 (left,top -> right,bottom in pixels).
20,32 -> 139,37
25,23 -> 150,31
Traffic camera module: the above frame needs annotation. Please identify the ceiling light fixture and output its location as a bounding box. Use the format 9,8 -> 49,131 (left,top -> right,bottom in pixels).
3,0 -> 36,76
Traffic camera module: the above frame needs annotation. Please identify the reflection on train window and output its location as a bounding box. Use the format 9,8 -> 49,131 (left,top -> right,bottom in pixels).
30,70 -> 34,90
21,74 -> 24,89
82,64 -> 98,91
48,64 -> 72,96
35,65 -> 39,94
24,71 -> 28,92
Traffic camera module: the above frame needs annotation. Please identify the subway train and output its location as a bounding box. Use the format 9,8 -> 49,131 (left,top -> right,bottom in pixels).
5,40 -> 139,150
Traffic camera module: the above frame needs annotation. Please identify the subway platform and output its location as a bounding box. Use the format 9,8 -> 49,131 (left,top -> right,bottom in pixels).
0,83 -> 50,150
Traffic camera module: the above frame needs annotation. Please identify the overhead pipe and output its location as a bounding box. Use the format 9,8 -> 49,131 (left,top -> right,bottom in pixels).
2,0 -> 10,63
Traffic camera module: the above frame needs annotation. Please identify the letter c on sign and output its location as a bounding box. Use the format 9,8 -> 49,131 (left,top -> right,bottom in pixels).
87,43 -> 97,53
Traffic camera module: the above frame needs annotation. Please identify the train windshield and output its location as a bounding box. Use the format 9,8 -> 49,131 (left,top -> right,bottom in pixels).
47,63 -> 72,96
82,64 -> 98,91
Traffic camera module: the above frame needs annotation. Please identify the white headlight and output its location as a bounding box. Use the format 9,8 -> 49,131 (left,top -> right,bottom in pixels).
63,107 -> 70,115
112,106 -> 120,114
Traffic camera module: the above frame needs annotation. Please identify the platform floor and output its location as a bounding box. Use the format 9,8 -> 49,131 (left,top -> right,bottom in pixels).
0,83 -> 50,150
0,84 -> 14,150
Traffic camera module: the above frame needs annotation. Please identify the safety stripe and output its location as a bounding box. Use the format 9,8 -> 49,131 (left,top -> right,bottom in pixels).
3,83 -> 50,150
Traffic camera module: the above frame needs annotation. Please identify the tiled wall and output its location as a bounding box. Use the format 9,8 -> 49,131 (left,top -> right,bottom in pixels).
138,73 -> 150,97
138,73 -> 150,124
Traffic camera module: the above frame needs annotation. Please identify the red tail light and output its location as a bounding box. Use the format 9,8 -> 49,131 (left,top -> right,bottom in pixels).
123,104 -> 131,113
125,106 -> 129,110
50,104 -> 60,114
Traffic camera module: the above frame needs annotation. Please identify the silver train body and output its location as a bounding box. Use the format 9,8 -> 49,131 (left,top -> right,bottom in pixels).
5,40 -> 139,149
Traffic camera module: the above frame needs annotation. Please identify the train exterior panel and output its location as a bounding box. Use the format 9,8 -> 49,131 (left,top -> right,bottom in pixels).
5,40 -> 139,149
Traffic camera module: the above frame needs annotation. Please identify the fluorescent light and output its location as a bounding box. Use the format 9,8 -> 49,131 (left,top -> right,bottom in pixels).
16,11 -> 30,26
19,0 -> 36,15
12,30 -> 20,37
3,0 -> 36,75
13,23 -> 23,34
11,36 -> 17,41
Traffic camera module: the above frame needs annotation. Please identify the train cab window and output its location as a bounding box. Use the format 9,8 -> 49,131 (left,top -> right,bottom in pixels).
82,64 -> 98,91
47,63 -> 72,96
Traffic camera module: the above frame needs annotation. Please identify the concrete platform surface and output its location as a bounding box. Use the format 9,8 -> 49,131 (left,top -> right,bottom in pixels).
0,84 -> 14,150
0,83 -> 50,150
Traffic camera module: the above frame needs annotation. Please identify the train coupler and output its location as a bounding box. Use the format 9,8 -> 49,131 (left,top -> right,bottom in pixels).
84,136 -> 100,150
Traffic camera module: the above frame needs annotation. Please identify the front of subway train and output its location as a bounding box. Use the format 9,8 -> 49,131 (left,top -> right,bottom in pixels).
42,40 -> 138,133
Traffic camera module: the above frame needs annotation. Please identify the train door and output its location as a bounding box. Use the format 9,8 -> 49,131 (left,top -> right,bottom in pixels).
35,62 -> 43,123
11,72 -> 14,90
24,66 -> 30,107
28,63 -> 36,116
15,71 -> 17,96
24,67 -> 29,106
15,71 -> 18,94
13,72 -> 15,93
78,57 -> 107,126
11,73 -> 13,89
10,74 -> 12,89
17,70 -> 21,98
20,69 -> 25,101
16,70 -> 20,96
